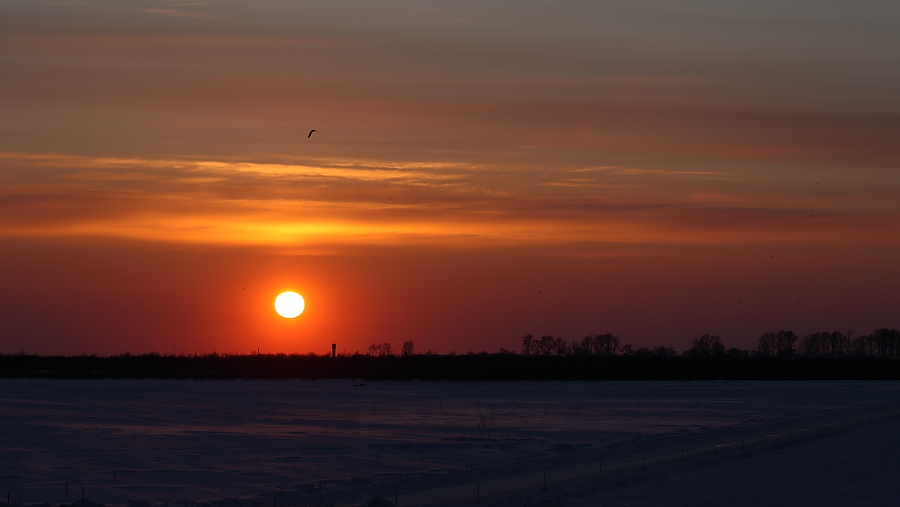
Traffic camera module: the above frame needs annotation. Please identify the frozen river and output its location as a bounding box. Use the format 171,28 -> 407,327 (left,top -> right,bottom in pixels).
1,379 -> 899,506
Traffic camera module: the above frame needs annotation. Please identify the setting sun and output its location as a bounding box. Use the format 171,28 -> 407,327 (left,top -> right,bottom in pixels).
274,291 -> 305,318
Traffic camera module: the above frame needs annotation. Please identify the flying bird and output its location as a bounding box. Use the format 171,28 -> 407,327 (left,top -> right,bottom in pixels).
308,129 -> 320,138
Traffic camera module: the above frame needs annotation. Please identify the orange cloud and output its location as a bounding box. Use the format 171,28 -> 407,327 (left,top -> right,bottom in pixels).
1,151 -> 897,253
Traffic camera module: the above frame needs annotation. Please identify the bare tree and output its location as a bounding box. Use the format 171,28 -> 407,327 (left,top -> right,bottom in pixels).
757,332 -> 776,357
775,330 -> 798,358
521,334 -> 534,356
799,332 -> 850,357
686,334 -> 725,358
570,336 -> 592,356
873,328 -> 900,359
595,334 -> 620,356
401,340 -> 415,357
561,333 -> 621,356
652,346 -> 679,357
532,336 -> 567,356
552,336 -> 567,356
366,343 -> 394,357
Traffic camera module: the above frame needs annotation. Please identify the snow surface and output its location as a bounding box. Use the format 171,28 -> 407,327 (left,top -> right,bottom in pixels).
447,410 -> 900,507
1,379 -> 898,506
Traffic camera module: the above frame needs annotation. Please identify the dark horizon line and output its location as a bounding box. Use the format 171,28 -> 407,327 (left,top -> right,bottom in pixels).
9,326 -> 899,360
3,352 -> 900,381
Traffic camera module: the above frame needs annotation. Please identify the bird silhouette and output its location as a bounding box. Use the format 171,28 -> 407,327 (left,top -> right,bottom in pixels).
308,130 -> 320,138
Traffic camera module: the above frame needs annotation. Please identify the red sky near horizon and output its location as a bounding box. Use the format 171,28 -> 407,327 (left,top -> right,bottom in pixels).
1,0 -> 898,356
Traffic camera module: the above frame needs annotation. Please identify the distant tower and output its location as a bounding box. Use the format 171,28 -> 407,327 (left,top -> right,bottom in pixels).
331,343 -> 336,358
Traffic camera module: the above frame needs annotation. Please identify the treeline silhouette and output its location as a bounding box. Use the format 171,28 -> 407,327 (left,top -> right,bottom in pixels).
522,328 -> 900,360
1,329 -> 898,381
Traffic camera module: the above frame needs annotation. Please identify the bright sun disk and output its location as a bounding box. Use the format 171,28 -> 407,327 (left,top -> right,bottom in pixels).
274,291 -> 305,318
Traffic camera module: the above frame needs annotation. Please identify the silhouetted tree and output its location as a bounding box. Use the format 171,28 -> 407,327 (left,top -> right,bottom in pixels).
852,333 -> 872,357
521,334 -> 534,356
775,330 -> 798,358
799,332 -> 851,357
570,336 -> 592,356
595,334 -> 620,356
632,347 -> 654,357
652,346 -> 678,357
535,336 -> 551,356
829,331 -> 851,357
726,347 -> 750,358
552,336 -> 567,356
757,332 -> 776,357
873,328 -> 900,359
401,340 -> 415,357
569,334 -> 622,356
757,331 -> 796,358
685,334 -> 725,359
366,343 -> 393,357
533,335 -> 567,356
799,333 -> 823,357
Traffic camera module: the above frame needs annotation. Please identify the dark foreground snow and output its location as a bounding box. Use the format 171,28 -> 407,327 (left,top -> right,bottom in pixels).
1,379 -> 898,506
455,411 -> 900,507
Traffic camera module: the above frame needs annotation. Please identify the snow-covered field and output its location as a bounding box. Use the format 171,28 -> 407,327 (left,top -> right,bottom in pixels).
1,379 -> 899,507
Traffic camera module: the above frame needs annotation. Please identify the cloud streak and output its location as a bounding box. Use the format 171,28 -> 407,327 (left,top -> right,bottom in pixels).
2,151 -> 896,251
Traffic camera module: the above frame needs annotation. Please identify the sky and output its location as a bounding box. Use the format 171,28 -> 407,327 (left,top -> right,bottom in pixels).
1,0 -> 898,356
